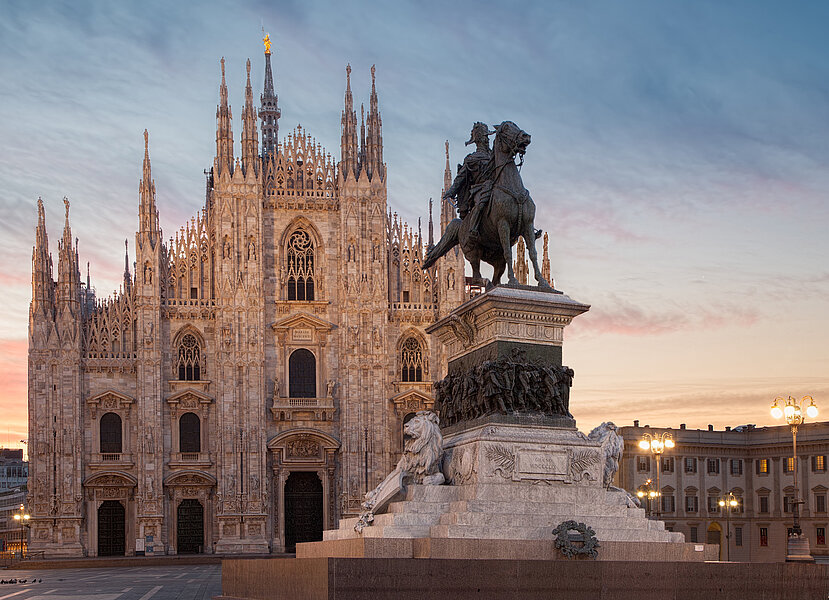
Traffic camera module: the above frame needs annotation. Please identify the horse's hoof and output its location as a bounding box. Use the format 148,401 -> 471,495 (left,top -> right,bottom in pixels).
538,280 -> 553,291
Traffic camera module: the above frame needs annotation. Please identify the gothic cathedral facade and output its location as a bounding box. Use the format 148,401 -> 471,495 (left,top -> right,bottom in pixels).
26,45 -> 469,556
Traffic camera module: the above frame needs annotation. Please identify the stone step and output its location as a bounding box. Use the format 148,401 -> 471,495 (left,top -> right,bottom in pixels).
437,512 -> 662,530
447,499 -> 640,518
428,523 -> 680,543
403,485 -> 462,503
453,484 -> 615,505
386,500 -> 452,514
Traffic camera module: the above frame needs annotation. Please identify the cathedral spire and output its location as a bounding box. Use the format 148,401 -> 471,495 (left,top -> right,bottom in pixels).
215,57 -> 234,177
56,197 -> 80,310
440,141 -> 456,233
365,64 -> 384,182
241,58 -> 259,177
31,197 -> 54,317
359,103 -> 366,170
123,239 -> 131,292
340,64 -> 358,180
541,232 -> 552,287
138,130 -> 160,248
428,198 -> 434,247
259,33 -> 281,161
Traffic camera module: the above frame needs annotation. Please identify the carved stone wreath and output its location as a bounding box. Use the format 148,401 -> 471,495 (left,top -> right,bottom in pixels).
552,520 -> 600,559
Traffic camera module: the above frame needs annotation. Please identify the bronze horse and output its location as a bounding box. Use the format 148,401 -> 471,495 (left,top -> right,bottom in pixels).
423,121 -> 552,289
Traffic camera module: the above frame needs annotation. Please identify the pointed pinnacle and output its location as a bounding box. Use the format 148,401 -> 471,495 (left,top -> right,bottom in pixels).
144,129 -> 149,156
221,57 -> 226,81
246,58 -> 251,78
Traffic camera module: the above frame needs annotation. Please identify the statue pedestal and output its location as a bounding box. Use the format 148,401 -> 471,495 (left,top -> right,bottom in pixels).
297,285 -> 715,562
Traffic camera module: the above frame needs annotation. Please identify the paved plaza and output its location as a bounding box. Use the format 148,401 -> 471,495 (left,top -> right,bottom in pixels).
0,564 -> 221,600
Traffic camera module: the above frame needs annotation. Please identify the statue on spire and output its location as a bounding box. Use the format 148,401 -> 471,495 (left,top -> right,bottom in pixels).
263,33 -> 272,55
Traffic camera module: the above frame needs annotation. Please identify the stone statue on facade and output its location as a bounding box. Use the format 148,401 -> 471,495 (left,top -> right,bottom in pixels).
423,121 -> 551,289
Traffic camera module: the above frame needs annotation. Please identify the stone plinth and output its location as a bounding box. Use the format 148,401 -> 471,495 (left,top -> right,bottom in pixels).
426,285 -> 589,374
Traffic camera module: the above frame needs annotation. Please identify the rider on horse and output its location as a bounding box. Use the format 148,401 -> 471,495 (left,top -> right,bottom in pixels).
443,122 -> 494,243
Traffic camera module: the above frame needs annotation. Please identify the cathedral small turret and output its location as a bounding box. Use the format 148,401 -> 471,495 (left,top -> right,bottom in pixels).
340,64 -> 359,180
259,33 -> 280,161
440,141 -> 456,234
242,59 -> 260,178
215,57 -> 234,178
56,198 -> 80,313
138,130 -> 160,249
31,197 -> 55,321
364,65 -> 384,182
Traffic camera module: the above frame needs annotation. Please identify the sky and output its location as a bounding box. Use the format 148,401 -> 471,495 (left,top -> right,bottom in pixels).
1,0 -> 828,451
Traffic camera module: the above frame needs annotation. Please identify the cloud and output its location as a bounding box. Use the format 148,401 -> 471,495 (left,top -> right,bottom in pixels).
569,295 -> 761,338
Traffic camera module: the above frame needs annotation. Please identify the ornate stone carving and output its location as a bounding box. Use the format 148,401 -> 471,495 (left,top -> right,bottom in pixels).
434,351 -> 574,427
568,449 -> 600,483
287,437 -> 321,458
485,444 -> 515,479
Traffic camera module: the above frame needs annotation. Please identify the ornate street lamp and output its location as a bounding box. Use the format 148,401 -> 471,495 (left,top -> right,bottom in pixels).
638,432 -> 675,519
770,395 -> 818,562
636,479 -> 659,517
718,492 -> 739,561
12,503 -> 30,557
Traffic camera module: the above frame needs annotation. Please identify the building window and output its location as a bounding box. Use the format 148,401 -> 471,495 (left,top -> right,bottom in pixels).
100,412 -> 122,454
818,527 -> 826,546
401,337 -> 425,382
816,493 -> 827,514
735,526 -> 743,547
661,457 -> 674,473
784,457 -> 795,473
179,412 -> 201,453
685,495 -> 699,513
730,459 -> 743,476
689,526 -> 698,543
783,495 -> 794,513
759,495 -> 769,514
286,230 -> 315,301
813,455 -> 826,472
661,495 -> 675,513
707,459 -> 720,474
176,333 -> 203,381
707,496 -> 720,513
637,456 -> 650,472
759,527 -> 768,547
289,348 -> 316,398
733,495 -> 744,513
756,458 -> 769,475
684,457 -> 697,473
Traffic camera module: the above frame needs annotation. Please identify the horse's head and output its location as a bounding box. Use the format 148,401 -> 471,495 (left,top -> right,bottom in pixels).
494,121 -> 531,159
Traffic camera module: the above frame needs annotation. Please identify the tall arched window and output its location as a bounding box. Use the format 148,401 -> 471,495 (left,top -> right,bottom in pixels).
179,412 -> 201,453
100,412 -> 122,454
176,333 -> 203,381
287,230 -> 315,301
289,349 -> 316,398
401,337 -> 425,382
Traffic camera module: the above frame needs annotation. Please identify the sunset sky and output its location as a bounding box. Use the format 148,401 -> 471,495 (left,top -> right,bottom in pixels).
1,1 -> 828,451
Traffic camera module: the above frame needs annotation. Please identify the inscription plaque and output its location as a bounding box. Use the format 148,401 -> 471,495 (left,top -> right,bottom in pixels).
292,328 -> 313,342
515,449 -> 569,482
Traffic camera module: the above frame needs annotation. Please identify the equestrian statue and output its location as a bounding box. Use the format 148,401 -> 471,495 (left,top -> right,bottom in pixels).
422,121 -> 552,290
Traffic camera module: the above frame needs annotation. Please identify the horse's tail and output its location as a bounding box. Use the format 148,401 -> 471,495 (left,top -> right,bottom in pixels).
422,218 -> 461,269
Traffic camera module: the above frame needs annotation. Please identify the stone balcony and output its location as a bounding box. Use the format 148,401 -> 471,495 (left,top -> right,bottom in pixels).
271,396 -> 335,422
168,452 -> 213,469
88,452 -> 135,470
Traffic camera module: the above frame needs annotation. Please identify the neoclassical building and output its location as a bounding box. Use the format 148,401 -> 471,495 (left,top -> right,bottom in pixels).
25,42 -> 489,556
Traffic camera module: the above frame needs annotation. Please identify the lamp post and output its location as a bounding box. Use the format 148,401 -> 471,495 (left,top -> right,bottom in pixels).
638,432 -> 675,519
636,479 -> 659,517
718,492 -> 739,561
770,395 -> 818,562
12,503 -> 30,557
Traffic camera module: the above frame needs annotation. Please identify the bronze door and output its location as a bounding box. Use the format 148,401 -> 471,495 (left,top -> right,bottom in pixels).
97,500 -> 125,556
177,499 -> 204,554
284,471 -> 323,552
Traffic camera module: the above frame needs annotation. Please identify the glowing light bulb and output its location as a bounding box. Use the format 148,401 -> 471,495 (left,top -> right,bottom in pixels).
784,404 -> 795,418
665,438 -> 675,449
639,440 -> 649,450
771,405 -> 783,419
718,499 -> 725,507
807,404 -> 818,419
